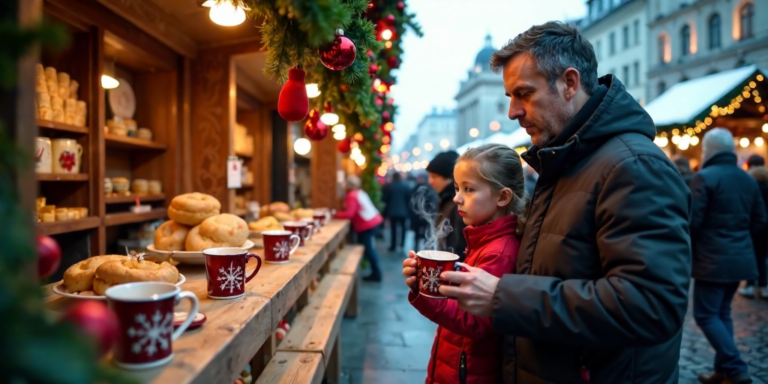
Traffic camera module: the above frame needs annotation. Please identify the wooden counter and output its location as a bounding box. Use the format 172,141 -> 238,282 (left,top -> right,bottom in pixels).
44,219 -> 350,384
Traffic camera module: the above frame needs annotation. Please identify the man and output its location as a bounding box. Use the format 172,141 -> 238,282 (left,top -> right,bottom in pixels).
741,154 -> 768,299
408,173 -> 434,251
383,172 -> 411,252
689,129 -> 766,384
425,21 -> 692,383
425,150 -> 467,259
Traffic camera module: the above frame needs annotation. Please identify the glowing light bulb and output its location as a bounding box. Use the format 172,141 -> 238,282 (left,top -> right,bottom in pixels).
421,160 -> 429,168
209,1 -> 246,26
469,128 -> 479,138
306,84 -> 320,98
424,143 -> 433,151
755,137 -> 765,147
440,139 -> 450,149
672,135 -> 681,145
391,154 -> 400,163
403,163 -> 412,172
101,75 -> 119,89
489,121 -> 501,131
293,138 -> 311,155
381,29 -> 393,40
740,137 -> 750,148
333,130 -> 346,140
320,112 -> 339,126
332,124 -> 346,133
413,147 -> 421,156
690,136 -> 700,146
763,123 -> 768,133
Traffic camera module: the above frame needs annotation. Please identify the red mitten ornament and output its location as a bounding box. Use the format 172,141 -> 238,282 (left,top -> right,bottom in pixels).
278,68 -> 309,122
319,29 -> 357,71
305,110 -> 328,141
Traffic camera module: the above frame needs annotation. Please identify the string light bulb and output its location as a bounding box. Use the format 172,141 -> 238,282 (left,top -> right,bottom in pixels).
101,75 -> 119,89
293,138 -> 311,155
306,84 -> 320,98
208,1 -> 246,26
755,137 -> 765,147
740,137 -> 750,148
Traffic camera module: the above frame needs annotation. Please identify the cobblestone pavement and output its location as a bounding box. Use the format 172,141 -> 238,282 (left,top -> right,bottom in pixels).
340,230 -> 768,384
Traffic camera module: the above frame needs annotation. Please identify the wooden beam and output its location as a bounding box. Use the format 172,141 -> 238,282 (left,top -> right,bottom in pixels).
311,134 -> 341,209
95,0 -> 197,58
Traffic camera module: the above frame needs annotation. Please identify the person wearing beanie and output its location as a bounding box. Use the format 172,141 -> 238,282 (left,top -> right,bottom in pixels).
747,154 -> 765,169
425,150 -> 467,259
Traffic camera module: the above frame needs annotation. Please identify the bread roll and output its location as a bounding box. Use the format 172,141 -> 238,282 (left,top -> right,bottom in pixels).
46,79 -> 58,96
168,192 -> 221,226
36,92 -> 50,107
154,220 -> 191,251
39,105 -> 53,120
64,98 -> 77,114
185,214 -> 248,251
52,107 -> 64,123
93,258 -> 179,296
36,76 -> 47,93
248,216 -> 284,232
69,80 -> 79,100
35,63 -> 44,77
63,255 -> 126,293
44,66 -> 57,82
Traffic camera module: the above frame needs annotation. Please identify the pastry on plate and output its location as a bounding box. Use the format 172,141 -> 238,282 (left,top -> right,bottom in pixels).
63,255 -> 126,293
273,212 -> 294,222
168,192 -> 221,226
185,213 -> 249,251
154,220 -> 191,251
259,201 -> 290,218
292,208 -> 314,219
248,216 -> 283,232
93,258 -> 179,296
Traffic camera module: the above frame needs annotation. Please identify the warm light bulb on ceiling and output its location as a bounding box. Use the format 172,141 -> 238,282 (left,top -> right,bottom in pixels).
101,74 -> 119,89
755,137 -> 765,147
763,123 -> 768,133
293,138 -> 311,155
320,112 -> 339,126
740,137 -> 750,148
209,1 -> 246,27
690,136 -> 700,146
306,83 -> 320,98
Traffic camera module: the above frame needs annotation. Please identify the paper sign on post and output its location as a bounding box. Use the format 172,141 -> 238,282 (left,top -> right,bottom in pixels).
227,156 -> 242,189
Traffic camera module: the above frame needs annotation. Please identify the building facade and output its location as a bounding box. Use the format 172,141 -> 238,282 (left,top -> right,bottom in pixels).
647,0 -> 768,102
455,35 -> 519,147
404,107 -> 457,163
580,0 -> 649,104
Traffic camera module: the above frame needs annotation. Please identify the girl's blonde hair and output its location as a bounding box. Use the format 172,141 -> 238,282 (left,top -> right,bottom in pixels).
458,143 -> 528,233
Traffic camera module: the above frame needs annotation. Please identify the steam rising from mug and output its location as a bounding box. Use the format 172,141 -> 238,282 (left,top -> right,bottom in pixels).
410,186 -> 453,252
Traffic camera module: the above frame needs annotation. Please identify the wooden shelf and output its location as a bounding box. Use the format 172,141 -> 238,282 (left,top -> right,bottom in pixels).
105,134 -> 167,151
37,173 -> 89,181
37,119 -> 89,135
235,151 -> 253,158
104,208 -> 166,226
238,183 -> 253,189
37,216 -> 101,236
234,208 -> 247,217
105,194 -> 166,204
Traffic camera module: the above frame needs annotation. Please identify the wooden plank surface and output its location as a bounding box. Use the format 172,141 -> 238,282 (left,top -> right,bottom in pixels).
105,194 -> 165,204
276,274 -> 354,367
37,118 -> 89,134
37,173 -> 89,181
37,216 -> 100,236
104,208 -> 166,226
105,134 -> 167,151
42,220 -> 349,384
255,352 -> 325,384
328,246 -> 364,276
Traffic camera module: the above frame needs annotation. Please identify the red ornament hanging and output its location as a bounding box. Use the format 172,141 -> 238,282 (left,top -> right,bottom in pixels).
278,68 -> 309,122
340,84 -> 348,92
318,29 -> 357,71
369,64 -> 379,76
61,301 -> 119,357
37,234 -> 62,279
382,111 -> 391,122
337,138 -> 352,154
397,2 -> 406,12
305,109 -> 328,141
375,98 -> 384,107
385,14 -> 396,26
387,56 -> 400,69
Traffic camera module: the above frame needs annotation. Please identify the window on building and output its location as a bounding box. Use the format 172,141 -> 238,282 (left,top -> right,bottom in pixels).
681,25 -> 690,56
622,65 -> 630,85
597,0 -> 603,15
609,32 -> 616,55
633,19 -> 640,45
498,102 -> 505,114
623,25 -> 630,49
658,32 -> 670,64
740,3 -> 754,39
633,61 -> 640,86
595,40 -> 602,61
709,13 -> 721,49
658,81 -> 666,96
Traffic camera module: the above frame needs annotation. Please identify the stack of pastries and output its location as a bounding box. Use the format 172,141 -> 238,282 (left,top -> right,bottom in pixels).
153,192 -> 249,252
62,255 -> 179,296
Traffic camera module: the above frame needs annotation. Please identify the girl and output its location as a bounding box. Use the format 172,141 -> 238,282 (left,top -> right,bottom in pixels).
402,143 -> 525,384
335,176 -> 384,281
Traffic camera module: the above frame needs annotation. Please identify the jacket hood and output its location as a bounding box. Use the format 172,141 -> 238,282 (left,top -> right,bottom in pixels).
749,166 -> 768,183
703,151 -> 737,168
463,215 -> 517,251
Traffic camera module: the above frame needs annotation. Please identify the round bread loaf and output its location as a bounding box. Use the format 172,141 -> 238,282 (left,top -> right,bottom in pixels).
248,216 -> 283,232
154,220 -> 190,251
168,192 -> 221,226
185,213 -> 249,251
93,258 -> 179,296
63,255 -> 126,293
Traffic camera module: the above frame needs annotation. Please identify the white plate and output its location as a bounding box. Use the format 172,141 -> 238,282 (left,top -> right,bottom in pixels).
51,273 -> 186,300
146,240 -> 255,265
108,78 -> 136,119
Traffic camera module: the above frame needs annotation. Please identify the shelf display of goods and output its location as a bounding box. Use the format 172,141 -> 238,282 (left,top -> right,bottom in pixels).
34,64 -> 87,127
36,197 -> 88,223
146,192 -> 254,264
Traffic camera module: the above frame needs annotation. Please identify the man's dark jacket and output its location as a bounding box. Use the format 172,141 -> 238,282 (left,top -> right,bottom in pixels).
690,152 -> 766,282
383,180 -> 412,219
494,76 -> 692,383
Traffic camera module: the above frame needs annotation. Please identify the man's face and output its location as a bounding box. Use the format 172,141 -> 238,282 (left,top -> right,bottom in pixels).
427,172 -> 451,193
503,54 -> 575,147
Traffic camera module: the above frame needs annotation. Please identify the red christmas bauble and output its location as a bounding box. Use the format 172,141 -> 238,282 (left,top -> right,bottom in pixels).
385,14 -> 396,26
277,68 -> 309,122
387,56 -> 400,69
61,301 -> 119,356
375,98 -> 384,107
37,235 -> 61,278
337,139 -> 352,154
305,118 -> 328,141
382,111 -> 391,122
318,32 -> 357,71
340,84 -> 348,92
369,64 -> 379,76
397,1 -> 406,12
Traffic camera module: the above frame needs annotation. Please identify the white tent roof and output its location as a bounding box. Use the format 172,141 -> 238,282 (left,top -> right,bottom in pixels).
456,129 -> 531,154
644,65 -> 760,127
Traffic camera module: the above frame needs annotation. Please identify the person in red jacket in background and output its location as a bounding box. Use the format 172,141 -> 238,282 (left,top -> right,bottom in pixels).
336,175 -> 384,282
402,143 -> 525,384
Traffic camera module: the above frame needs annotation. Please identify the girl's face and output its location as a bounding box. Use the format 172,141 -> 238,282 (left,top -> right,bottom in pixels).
453,161 -> 506,226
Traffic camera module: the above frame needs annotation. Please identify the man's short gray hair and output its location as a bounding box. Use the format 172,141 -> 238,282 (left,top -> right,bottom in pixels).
702,128 -> 735,154
346,175 -> 361,190
490,21 -> 599,95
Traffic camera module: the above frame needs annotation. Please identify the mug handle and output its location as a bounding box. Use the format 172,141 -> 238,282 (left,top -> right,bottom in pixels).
76,143 -> 83,157
304,225 -> 313,241
172,291 -> 199,340
289,234 -> 300,255
244,253 -> 262,283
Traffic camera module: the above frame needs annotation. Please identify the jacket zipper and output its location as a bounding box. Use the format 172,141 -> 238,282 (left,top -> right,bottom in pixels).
459,351 -> 467,384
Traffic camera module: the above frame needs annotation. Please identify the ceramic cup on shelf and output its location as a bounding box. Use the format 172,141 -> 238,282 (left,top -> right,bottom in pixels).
35,137 -> 52,173
148,180 -> 162,195
112,177 -> 129,194
203,247 -> 262,300
106,282 -> 199,370
51,138 -> 82,174
137,128 -> 152,141
132,179 -> 148,195
415,250 -> 460,299
104,178 -> 113,194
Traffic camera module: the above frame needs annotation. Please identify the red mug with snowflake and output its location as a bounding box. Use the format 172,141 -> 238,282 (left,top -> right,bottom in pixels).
416,250 -> 460,299
106,282 -> 199,370
203,247 -> 262,300
262,230 -> 300,264
282,221 -> 313,247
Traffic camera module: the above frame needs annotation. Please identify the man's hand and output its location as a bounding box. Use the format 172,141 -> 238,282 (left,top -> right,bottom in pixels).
439,263 -> 500,318
402,250 -> 418,292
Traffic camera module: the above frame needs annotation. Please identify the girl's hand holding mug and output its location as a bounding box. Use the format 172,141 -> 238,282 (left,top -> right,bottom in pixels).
402,250 -> 418,292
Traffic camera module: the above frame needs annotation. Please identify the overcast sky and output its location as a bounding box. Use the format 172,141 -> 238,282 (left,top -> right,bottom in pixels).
390,0 -> 587,150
